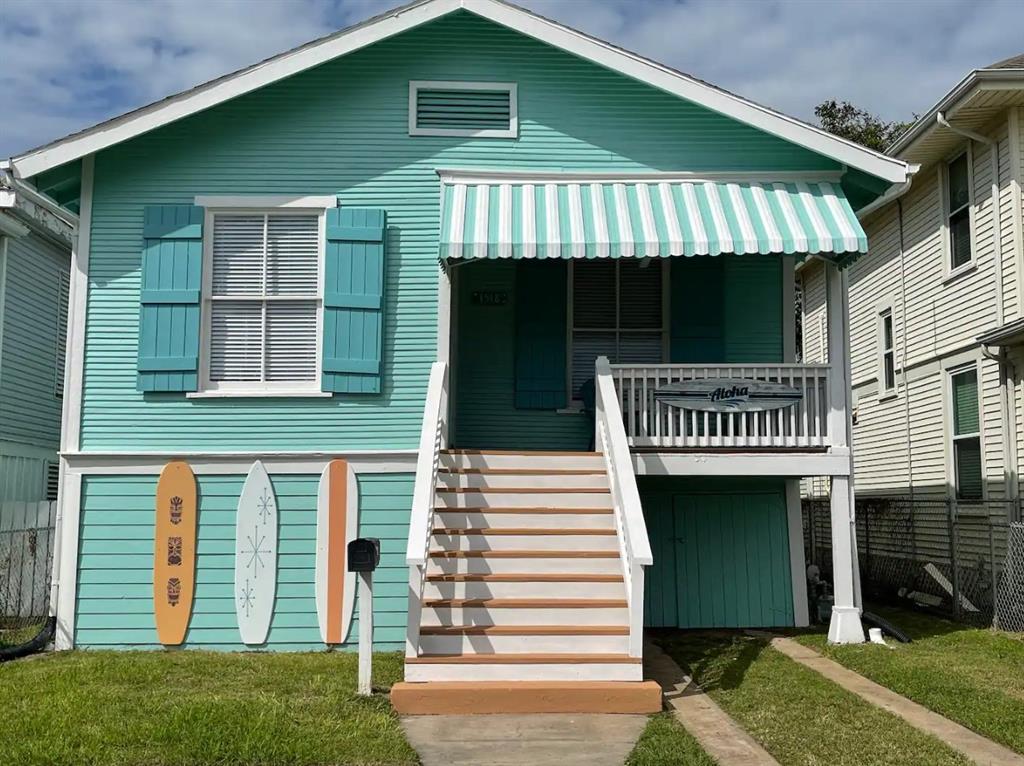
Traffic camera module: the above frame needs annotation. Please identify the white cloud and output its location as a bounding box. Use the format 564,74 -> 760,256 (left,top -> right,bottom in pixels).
1,0 -> 1021,158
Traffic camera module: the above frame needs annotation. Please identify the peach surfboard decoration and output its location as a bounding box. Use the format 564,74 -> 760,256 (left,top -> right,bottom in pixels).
153,461 -> 197,645
235,461 -> 278,645
315,459 -> 358,645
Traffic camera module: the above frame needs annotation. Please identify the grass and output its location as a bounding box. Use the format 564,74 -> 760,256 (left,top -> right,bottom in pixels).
0,650 -> 419,766
626,712 -> 717,766
0,621 -> 46,649
657,630 -> 972,766
795,605 -> 1024,754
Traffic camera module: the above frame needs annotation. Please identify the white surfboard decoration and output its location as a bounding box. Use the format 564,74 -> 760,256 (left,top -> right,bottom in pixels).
315,460 -> 359,645
235,461 -> 278,645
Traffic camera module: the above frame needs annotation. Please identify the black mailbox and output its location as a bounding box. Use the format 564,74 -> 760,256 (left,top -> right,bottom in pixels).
348,538 -> 381,573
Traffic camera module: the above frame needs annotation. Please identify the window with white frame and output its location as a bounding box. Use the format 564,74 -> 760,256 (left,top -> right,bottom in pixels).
946,151 -> 973,271
877,308 -> 895,395
570,259 -> 665,399
202,211 -> 322,392
949,365 -> 983,501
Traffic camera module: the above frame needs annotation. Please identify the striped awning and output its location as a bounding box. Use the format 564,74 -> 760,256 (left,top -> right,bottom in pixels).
439,175 -> 867,261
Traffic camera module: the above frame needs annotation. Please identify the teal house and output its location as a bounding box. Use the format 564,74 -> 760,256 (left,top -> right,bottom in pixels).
7,0 -> 910,712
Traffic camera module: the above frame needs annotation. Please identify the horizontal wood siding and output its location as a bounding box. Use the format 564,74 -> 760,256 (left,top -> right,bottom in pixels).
75,472 -> 413,650
80,11 -> 837,452
0,452 -> 52,504
1,231 -> 68,450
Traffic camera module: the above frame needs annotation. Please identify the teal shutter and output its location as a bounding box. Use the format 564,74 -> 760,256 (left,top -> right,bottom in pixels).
514,261 -> 567,409
724,257 -> 783,362
323,207 -> 386,394
670,256 -> 724,363
137,205 -> 203,392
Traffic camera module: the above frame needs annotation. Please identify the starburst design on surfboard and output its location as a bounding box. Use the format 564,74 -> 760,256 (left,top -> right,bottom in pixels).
242,532 -> 271,573
238,579 -> 256,617
257,488 -> 274,525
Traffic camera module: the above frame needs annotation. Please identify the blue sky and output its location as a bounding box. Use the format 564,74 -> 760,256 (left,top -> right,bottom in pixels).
2,0 -> 1022,158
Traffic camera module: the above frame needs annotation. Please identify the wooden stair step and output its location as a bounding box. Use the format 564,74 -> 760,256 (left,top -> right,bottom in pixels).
407,653 -> 640,664
391,680 -> 662,715
435,507 -> 613,514
432,528 -> 616,536
439,468 -> 605,475
436,487 -> 610,494
419,625 -> 629,636
443,450 -> 601,456
426,574 -> 624,583
429,550 -> 619,559
423,598 -> 627,608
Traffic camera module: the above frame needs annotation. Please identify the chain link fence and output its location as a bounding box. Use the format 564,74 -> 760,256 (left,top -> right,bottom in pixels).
1,500 -> 57,651
803,494 -> 1023,629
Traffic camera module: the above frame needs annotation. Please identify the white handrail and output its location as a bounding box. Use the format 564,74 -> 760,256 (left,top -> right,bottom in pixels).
595,356 -> 652,658
406,361 -> 449,567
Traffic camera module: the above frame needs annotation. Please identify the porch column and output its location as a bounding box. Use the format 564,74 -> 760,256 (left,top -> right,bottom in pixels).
825,261 -> 865,643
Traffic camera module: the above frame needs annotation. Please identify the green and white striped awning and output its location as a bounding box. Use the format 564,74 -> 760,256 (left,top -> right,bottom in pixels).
439,174 -> 867,261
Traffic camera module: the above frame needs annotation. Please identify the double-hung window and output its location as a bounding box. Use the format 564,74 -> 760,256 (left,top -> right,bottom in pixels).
949,366 -> 983,501
200,210 -> 323,393
570,259 -> 665,399
946,151 -> 973,272
877,308 -> 895,395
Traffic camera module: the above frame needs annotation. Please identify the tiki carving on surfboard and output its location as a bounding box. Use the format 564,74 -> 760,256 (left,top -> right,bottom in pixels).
316,459 -> 359,645
235,461 -> 278,645
153,461 -> 197,645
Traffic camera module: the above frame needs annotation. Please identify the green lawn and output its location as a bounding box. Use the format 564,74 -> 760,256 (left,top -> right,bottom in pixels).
626,712 -> 716,766
657,630 -> 972,766
0,650 -> 418,766
796,605 -> 1024,754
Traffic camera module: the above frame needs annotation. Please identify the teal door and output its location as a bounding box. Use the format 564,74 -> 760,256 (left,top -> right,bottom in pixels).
643,483 -> 794,628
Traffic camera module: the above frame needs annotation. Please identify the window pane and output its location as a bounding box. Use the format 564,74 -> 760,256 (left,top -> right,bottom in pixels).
884,352 -> 895,391
571,331 -> 615,397
947,154 -> 970,211
950,209 -> 971,269
619,259 -> 662,328
952,368 -> 979,435
955,437 -> 983,501
265,301 -> 318,382
212,215 -> 264,296
618,332 -> 663,364
572,261 -> 615,328
266,215 -> 319,295
882,314 -> 892,349
209,301 -> 262,381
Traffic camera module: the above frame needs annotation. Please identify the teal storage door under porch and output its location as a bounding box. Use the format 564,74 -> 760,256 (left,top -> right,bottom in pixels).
642,479 -> 794,629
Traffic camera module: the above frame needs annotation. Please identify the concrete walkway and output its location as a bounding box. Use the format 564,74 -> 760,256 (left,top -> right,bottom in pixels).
643,640 -> 780,766
400,713 -> 648,766
769,636 -> 1024,766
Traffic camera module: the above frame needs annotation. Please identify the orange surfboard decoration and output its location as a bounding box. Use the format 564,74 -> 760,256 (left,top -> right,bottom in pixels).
316,459 -> 358,645
153,461 -> 197,645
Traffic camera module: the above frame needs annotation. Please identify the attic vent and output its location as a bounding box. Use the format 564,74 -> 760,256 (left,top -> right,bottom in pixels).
46,461 -> 60,502
409,81 -> 517,138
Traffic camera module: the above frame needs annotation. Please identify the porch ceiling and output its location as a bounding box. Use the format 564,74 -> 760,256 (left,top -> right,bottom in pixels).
438,171 -> 867,263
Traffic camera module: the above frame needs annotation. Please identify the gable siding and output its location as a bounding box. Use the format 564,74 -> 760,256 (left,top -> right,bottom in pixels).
0,230 -> 68,450
80,11 -> 837,453
75,472 -> 412,650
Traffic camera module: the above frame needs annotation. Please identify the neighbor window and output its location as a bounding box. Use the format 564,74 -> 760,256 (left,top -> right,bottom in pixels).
201,212 -> 322,392
408,81 -> 517,138
946,151 -> 972,271
570,259 -> 665,398
878,308 -> 895,394
950,366 -> 982,501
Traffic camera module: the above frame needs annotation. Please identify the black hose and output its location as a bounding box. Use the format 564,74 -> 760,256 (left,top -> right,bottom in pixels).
0,616 -> 56,662
862,611 -> 912,643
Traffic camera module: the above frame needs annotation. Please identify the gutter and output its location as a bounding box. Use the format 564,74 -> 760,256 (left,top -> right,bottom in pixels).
855,164 -> 920,220
0,168 -> 79,228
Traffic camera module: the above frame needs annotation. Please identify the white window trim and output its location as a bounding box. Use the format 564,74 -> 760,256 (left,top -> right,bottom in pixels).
408,80 -> 518,138
940,145 -> 977,280
566,259 -> 669,404
876,304 -> 896,399
193,203 -> 329,398
944,361 -> 986,503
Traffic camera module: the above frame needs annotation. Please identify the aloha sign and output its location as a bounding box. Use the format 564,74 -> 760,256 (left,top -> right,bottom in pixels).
655,378 -> 802,413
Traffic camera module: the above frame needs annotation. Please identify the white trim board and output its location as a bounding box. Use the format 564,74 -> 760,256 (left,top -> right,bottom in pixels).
436,168 -> 848,185
10,0 -> 907,184
632,450 -> 853,478
62,450 -> 418,475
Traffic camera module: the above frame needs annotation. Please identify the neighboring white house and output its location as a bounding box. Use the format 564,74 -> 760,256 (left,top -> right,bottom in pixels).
802,55 -> 1024,533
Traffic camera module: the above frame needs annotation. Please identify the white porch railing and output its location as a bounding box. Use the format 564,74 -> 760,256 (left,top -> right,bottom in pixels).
404,361 -> 449,659
610,363 -> 832,450
595,357 -> 652,659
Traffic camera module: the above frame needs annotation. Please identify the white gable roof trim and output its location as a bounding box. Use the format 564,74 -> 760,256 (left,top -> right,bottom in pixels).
9,0 -> 908,184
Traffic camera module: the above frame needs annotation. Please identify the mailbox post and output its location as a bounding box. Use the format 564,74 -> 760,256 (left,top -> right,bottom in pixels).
348,537 -> 380,696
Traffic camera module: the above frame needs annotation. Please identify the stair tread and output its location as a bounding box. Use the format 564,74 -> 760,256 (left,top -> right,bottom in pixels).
430,550 -> 619,559
437,487 -> 610,494
408,653 -> 641,664
432,528 -> 615,536
443,450 -> 601,456
426,574 -> 624,583
423,598 -> 627,608
419,625 -> 629,635
439,468 -> 605,475
435,507 -> 613,514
